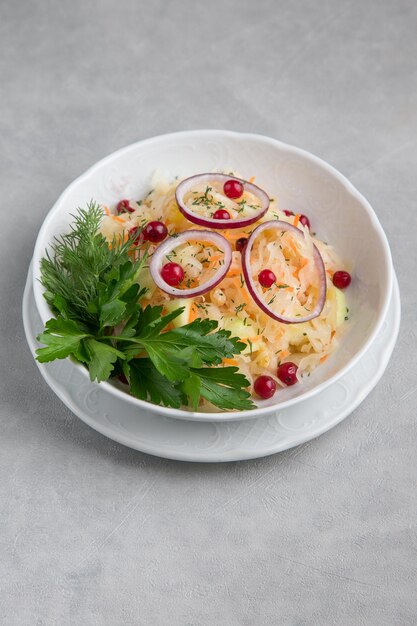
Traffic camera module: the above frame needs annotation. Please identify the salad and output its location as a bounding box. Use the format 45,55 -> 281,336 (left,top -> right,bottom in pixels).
37,172 -> 352,411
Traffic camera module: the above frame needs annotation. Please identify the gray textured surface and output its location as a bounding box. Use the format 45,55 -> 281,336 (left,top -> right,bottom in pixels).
1,0 -> 416,624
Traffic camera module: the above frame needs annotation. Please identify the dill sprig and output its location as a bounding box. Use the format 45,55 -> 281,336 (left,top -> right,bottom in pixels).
40,202 -> 145,329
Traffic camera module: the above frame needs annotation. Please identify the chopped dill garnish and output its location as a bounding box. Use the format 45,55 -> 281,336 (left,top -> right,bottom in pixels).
247,338 -> 253,356
192,186 -> 213,208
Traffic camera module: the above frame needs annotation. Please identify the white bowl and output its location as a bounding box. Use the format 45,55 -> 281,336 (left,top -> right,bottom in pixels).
32,130 -> 393,421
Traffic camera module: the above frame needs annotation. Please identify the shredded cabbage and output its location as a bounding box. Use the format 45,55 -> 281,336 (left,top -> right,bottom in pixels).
100,172 -> 351,394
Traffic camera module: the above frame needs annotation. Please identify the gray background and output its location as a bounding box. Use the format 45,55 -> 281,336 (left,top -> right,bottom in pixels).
1,0 -> 416,624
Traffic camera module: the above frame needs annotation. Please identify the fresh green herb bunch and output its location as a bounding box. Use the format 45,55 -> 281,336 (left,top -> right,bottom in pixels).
40,202 -> 144,329
37,203 -> 254,411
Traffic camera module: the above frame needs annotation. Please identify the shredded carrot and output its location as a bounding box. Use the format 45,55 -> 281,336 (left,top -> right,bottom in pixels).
280,350 -> 290,359
233,277 -> 251,304
331,330 -> 336,339
227,267 -> 242,277
293,214 -> 300,228
241,335 -> 262,342
293,258 -> 309,278
112,215 -> 125,224
207,254 -> 223,263
224,231 -> 248,241
223,358 -> 238,366
289,239 -> 299,255
184,278 -> 199,289
206,254 -> 223,271
248,176 -> 256,183
189,303 -> 198,323
320,355 -> 329,363
103,206 -> 110,216
275,328 -> 285,341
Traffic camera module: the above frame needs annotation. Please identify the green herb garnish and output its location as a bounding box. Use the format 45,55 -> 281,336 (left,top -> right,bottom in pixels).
36,203 -> 254,411
191,186 -> 213,208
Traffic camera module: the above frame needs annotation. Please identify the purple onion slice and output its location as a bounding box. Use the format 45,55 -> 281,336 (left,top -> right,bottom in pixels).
241,220 -> 327,324
175,173 -> 270,229
149,229 -> 232,298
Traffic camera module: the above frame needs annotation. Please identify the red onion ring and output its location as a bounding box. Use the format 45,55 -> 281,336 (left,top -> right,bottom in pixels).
149,229 -> 232,298
241,220 -> 327,324
175,173 -> 270,229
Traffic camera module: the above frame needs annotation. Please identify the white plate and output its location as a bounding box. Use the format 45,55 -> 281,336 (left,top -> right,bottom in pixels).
23,265 -> 400,462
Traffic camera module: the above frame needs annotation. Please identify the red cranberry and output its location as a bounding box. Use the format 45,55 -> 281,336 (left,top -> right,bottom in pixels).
213,209 -> 231,220
299,214 -> 310,229
332,270 -> 351,289
161,262 -> 184,286
129,226 -> 143,245
143,221 -> 168,243
236,237 -> 248,252
258,269 -> 276,288
254,375 -> 277,399
223,179 -> 244,199
118,373 -> 129,385
277,362 -> 298,386
283,209 -> 294,217
117,199 -> 134,214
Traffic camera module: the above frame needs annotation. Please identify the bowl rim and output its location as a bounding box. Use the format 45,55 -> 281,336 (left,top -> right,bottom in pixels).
32,129 -> 393,420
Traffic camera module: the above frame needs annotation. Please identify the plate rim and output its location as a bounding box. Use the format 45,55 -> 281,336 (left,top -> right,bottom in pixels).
23,264 -> 401,462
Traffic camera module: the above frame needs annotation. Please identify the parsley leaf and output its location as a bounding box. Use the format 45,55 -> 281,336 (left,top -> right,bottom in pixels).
129,358 -> 183,408
36,318 -> 89,363
84,339 -> 125,383
191,367 -> 253,411
99,299 -> 127,328
180,374 -> 201,411
150,319 -> 246,365
142,343 -> 191,382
